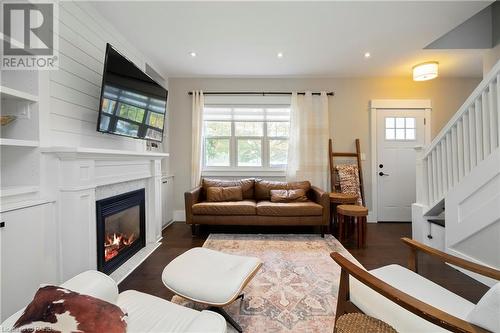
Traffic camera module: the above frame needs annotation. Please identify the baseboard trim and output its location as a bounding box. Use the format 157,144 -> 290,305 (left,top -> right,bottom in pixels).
174,210 -> 186,222
367,211 -> 377,223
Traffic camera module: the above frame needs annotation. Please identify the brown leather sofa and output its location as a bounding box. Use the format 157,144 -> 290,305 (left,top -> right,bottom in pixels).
185,178 -> 330,236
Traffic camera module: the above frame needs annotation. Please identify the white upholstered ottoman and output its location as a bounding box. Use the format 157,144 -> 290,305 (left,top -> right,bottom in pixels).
162,247 -> 262,333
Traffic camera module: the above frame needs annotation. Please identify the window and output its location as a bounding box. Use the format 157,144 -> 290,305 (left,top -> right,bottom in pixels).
385,117 -> 416,140
203,106 -> 290,170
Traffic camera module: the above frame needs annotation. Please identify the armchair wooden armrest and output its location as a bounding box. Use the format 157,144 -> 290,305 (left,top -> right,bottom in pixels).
401,237 -> 500,280
330,252 -> 489,333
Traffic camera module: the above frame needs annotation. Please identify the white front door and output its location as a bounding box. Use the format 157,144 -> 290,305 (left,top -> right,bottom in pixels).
377,110 -> 426,221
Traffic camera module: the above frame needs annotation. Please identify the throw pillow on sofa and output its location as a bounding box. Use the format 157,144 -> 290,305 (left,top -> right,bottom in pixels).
14,285 -> 127,333
270,189 -> 309,203
255,180 -> 311,200
207,186 -> 243,202
202,178 -> 255,199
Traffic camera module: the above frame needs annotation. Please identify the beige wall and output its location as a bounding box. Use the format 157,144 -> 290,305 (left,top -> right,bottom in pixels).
483,44 -> 500,76
167,76 -> 480,215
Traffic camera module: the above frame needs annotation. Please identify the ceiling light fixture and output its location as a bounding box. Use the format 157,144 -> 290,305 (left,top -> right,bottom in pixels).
413,62 -> 439,81
189,52 -> 197,58
364,52 -> 371,58
277,52 -> 284,58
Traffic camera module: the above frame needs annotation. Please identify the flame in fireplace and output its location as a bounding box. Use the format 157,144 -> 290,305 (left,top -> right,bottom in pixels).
104,232 -> 137,262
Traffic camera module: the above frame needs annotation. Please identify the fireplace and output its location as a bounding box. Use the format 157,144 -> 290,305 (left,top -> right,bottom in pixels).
96,189 -> 146,274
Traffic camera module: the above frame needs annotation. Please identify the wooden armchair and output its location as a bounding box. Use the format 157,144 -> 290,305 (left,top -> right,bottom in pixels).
331,238 -> 500,333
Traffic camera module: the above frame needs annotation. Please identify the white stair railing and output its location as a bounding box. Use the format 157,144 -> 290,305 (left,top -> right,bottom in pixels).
417,60 -> 500,211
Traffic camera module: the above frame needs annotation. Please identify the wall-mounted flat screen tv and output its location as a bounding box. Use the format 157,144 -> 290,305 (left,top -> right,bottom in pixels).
97,43 -> 167,142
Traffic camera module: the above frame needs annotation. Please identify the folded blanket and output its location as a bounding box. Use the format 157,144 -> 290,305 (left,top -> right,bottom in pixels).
336,164 -> 363,206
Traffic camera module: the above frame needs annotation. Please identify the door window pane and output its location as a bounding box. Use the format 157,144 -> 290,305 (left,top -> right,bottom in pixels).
395,117 -> 405,128
205,138 -> 230,166
235,122 -> 263,136
395,129 -> 405,140
385,129 -> 395,140
237,139 -> 262,166
270,140 -> 288,166
405,117 -> 415,128
385,116 -> 416,141
267,122 -> 290,137
205,121 -> 231,137
385,117 -> 394,128
406,128 -> 415,140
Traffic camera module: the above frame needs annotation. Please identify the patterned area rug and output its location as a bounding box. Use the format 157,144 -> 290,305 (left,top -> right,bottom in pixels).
171,234 -> 361,332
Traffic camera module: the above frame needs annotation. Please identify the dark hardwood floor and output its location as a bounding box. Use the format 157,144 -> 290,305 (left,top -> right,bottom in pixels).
119,222 -> 489,304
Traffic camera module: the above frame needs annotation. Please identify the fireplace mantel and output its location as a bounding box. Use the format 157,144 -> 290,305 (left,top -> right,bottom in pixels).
41,146 -> 169,160
42,146 -> 167,282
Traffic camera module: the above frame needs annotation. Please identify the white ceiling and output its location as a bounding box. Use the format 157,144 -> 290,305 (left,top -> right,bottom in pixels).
89,1 -> 491,78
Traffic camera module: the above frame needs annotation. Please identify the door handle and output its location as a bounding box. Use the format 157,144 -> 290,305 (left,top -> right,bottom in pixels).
379,172 -> 389,176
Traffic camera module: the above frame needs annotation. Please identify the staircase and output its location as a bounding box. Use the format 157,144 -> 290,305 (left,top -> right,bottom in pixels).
412,60 -> 500,286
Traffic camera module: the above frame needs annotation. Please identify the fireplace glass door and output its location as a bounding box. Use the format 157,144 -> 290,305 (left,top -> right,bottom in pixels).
96,189 -> 145,274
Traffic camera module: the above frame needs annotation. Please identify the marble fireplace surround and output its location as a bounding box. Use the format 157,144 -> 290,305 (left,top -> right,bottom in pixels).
42,147 -> 168,283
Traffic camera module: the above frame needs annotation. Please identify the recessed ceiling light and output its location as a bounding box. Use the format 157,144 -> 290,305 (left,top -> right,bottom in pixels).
364,52 -> 371,58
189,52 -> 197,58
277,52 -> 284,58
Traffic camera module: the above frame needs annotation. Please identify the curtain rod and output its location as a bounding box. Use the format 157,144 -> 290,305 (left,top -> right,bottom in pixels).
187,91 -> 334,96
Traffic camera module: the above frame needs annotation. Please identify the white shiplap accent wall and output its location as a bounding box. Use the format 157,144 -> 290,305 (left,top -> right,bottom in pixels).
48,1 -> 166,150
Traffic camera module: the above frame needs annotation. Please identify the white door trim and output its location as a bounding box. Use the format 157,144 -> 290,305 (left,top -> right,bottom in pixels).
370,99 -> 431,222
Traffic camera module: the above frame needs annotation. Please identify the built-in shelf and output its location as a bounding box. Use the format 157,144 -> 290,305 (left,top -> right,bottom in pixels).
0,85 -> 39,103
0,138 -> 39,147
0,186 -> 40,198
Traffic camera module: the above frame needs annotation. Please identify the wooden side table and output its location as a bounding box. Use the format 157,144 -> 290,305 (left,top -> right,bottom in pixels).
329,193 -> 358,236
335,313 -> 397,333
337,204 -> 368,248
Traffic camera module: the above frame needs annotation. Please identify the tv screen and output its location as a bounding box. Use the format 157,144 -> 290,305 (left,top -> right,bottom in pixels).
97,44 -> 167,142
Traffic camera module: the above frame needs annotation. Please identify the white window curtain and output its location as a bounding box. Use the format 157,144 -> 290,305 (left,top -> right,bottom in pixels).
286,91 -> 330,190
191,90 -> 204,187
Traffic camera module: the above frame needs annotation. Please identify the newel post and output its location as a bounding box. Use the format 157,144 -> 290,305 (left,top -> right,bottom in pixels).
414,147 -> 428,205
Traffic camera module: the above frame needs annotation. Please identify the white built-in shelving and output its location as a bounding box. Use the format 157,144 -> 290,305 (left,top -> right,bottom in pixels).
0,138 -> 39,147
0,86 -> 39,103
1,55 -> 44,204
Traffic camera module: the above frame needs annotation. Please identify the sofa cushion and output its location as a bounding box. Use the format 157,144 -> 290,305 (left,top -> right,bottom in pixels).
203,178 -> 254,199
256,201 -> 322,216
192,200 -> 256,215
350,264 -> 475,333
255,180 -> 311,200
270,189 -> 308,203
117,290 -> 226,333
206,186 -> 243,202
